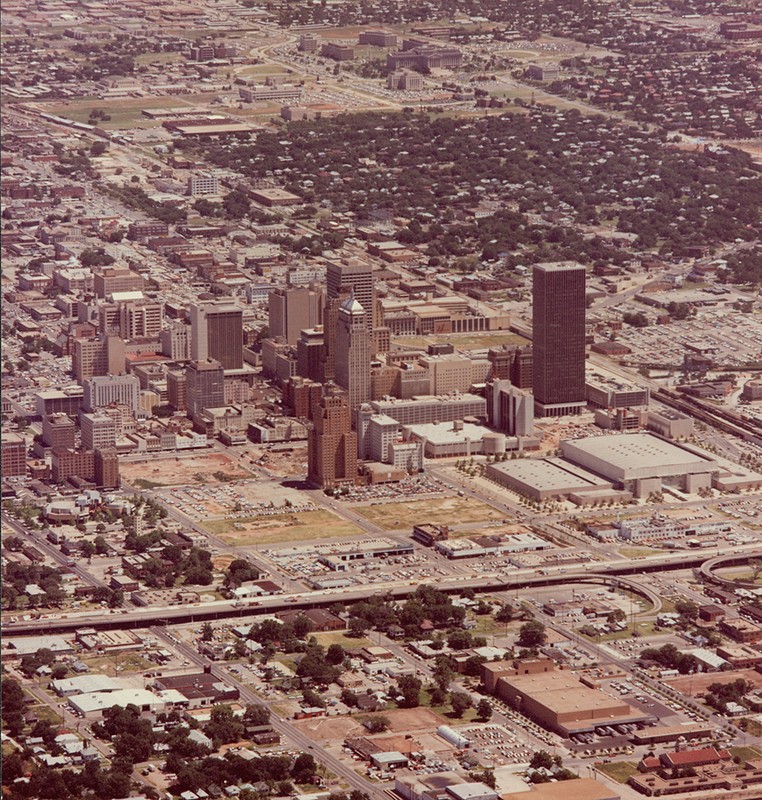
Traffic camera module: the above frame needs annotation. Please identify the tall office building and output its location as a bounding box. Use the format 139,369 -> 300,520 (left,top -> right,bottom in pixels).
268,287 -> 323,346
1,434 -> 27,477
99,299 -> 163,339
487,379 -> 534,436
42,414 -> 76,449
532,262 -> 586,417
160,322 -> 192,361
307,385 -> 358,489
72,334 -> 125,382
185,359 -> 225,418
326,259 -> 374,329
84,374 -> 141,414
335,296 -> 371,409
80,412 -> 117,451
190,301 -> 243,370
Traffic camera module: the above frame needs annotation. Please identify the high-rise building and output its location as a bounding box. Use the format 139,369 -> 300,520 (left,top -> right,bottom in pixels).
99,299 -> 163,339
160,322 -> 191,361
486,379 -> 534,436
532,262 -> 586,417
80,412 -> 117,451
296,326 -> 325,382
94,448 -> 120,489
185,359 -> 225,418
283,377 -> 323,420
167,370 -> 187,412
72,334 -> 125,382
1,433 -> 27,477
190,301 -> 243,370
84,374 -> 141,414
93,268 -> 143,299
268,287 -> 323,345
42,414 -> 77,449
326,259 -> 374,329
307,385 -> 358,489
335,296 -> 371,409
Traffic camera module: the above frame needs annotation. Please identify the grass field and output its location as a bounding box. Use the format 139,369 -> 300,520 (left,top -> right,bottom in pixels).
596,761 -> 638,784
310,631 -> 372,648
730,746 -> 762,762
29,705 -> 63,726
353,496 -> 504,530
204,509 -> 365,545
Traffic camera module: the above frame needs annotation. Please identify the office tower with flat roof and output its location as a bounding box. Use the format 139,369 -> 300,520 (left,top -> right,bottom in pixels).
84,374 -> 141,414
1,434 -> 27,477
160,322 -> 191,361
94,448 -> 120,489
185,359 -> 225,418
532,262 -> 586,417
80,412 -> 117,451
268,287 -> 323,346
326,259 -> 374,329
335,296 -> 371,409
190,300 -> 243,370
42,414 -> 76,449
307,385 -> 358,489
72,334 -> 125,382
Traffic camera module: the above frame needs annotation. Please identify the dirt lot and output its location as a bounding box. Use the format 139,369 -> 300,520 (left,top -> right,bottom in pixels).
354,496 -> 504,530
293,707 -> 448,743
370,707 -> 447,733
204,509 -> 365,545
666,668 -> 762,697
294,716 -> 363,742
372,731 -> 453,754
121,453 -> 250,488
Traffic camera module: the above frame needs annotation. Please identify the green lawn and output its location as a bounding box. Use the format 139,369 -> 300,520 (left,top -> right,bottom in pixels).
596,761 -> 638,784
730,746 -> 762,763
29,705 -> 63,726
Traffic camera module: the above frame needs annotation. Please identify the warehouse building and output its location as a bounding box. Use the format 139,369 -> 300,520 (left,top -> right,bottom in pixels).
560,433 -> 718,497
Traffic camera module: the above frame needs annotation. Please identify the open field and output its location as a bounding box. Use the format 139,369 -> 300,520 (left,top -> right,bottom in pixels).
353,496 -> 504,530
38,95 -> 218,129
29,705 -> 63,726
204,509 -> 365,545
666,668 -> 762,698
120,453 -> 250,488
294,715 -> 363,742
596,761 -> 639,784
310,631 -> 373,648
78,653 -> 154,677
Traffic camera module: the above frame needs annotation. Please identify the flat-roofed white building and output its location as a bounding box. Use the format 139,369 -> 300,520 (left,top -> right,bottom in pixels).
486,457 -> 612,501
560,432 -> 718,497
68,688 -> 169,717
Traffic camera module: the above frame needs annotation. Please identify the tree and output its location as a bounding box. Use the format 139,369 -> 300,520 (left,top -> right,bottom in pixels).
243,704 -> 270,727
450,691 -> 472,718
396,675 -> 422,708
201,622 -> 214,642
517,620 -> 546,649
529,750 -> 555,770
326,643 -> 345,665
204,704 -> 244,746
292,752 -> 317,784
675,600 -> 699,621
476,698 -> 492,721
363,715 -> 390,733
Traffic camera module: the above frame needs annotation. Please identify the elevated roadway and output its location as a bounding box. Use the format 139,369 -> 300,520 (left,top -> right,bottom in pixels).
2,553 -> 700,637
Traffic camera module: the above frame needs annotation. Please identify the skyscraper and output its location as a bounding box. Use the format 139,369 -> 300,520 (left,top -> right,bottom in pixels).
190,301 -> 243,370
268,287 -> 323,345
335,296 -> 371,409
185,359 -> 225,418
532,262 -> 586,417
307,385 -> 358,490
326,259 -> 374,329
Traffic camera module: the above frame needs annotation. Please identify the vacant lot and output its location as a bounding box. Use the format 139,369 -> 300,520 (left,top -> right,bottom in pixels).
667,668 -> 762,697
121,453 -> 250,488
597,761 -> 639,784
310,631 -> 372,648
204,509 -> 364,545
294,716 -> 363,743
354,496 -> 503,530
